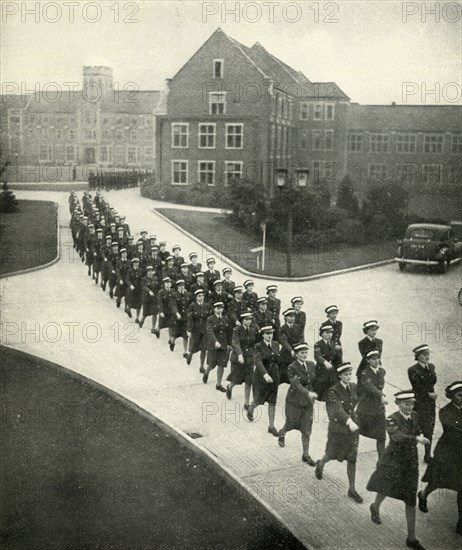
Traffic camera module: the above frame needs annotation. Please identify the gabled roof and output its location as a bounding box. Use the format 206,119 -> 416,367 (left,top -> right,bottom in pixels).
348,104 -> 462,132
25,91 -> 82,113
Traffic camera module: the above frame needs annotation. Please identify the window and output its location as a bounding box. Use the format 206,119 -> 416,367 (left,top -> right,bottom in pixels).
145,147 -> 154,163
348,133 -> 362,152
226,124 -> 243,149
198,161 -> 215,185
445,165 -> 460,184
145,117 -> 152,126
114,146 -> 125,163
128,147 -> 137,163
69,129 -> 76,141
396,133 -> 416,153
422,164 -> 442,184
424,134 -> 443,153
116,130 -> 123,141
396,163 -> 417,184
100,147 -> 108,162
198,124 -> 216,148
65,145 -> 75,161
56,130 -> 62,139
39,145 -> 50,161
224,161 -> 243,185
172,123 -> 189,148
451,134 -> 462,155
102,130 -> 109,139
300,130 -> 308,150
103,118 -> 109,126
131,116 -> 138,126
300,102 -> 309,121
146,131 -> 153,141
313,130 -> 323,151
370,134 -> 390,153
55,145 -> 64,163
130,130 -> 137,141
213,59 -> 223,79
313,161 -> 336,183
209,92 -> 226,115
369,164 -> 388,181
172,160 -> 188,185
325,104 -> 335,120
313,103 -> 323,120
324,130 -> 334,151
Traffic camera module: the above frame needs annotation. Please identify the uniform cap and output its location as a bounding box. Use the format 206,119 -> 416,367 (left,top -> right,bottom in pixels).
180,263 -> 189,269
111,241 -> 119,247
260,325 -> 274,333
189,252 -> 198,259
172,244 -> 181,251
131,257 -> 140,263
291,296 -> 303,304
150,235 -> 157,240
194,289 -> 205,296
165,256 -> 174,262
88,223 -> 94,228
105,235 -> 112,240
213,301 -> 224,308
445,381 -> 462,397
394,390 -> 415,401
366,350 -> 380,358
140,229 -> 148,234
195,271 -> 205,278
266,285 -> 278,293
213,279 -> 223,286
176,279 -> 185,286
222,267 -> 232,275
206,257 -> 216,265
128,236 -> 134,241
325,305 -> 339,314
283,308 -> 296,317
257,297 -> 267,304
162,277 -> 171,283
136,239 -> 144,246
159,241 -> 166,246
146,265 -> 154,271
337,362 -> 352,373
320,323 -> 334,334
150,246 -> 159,251
110,222 -> 116,227
120,248 -> 127,253
363,320 -> 379,330
412,344 -> 430,355
293,342 -> 310,352
240,312 -> 253,320
233,286 -> 243,294
96,228 -> 103,233
243,279 -> 254,287
117,226 -> 124,232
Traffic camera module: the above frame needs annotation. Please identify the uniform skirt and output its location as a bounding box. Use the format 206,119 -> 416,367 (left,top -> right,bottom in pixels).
282,404 -> 313,436
127,287 -> 142,309
142,296 -> 158,317
189,332 -> 206,354
413,401 -> 436,440
422,439 -> 462,491
358,412 -> 386,441
159,313 -> 175,329
325,431 -> 359,463
253,365 -> 279,406
227,358 -> 253,385
174,319 -> 188,339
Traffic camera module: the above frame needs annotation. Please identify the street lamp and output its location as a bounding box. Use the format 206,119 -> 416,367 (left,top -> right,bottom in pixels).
274,167 -> 310,277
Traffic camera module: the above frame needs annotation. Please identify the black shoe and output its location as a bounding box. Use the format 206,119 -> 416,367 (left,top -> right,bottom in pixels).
100,283 -> 104,289
243,404 -> 249,411
154,329 -> 160,339
199,366 -> 205,374
216,384 -> 226,393
278,435 -> 285,448
202,372 -> 209,384
348,489 -> 363,504
169,341 -> 175,352
116,300 -> 121,308
186,353 -> 192,366
406,538 -> 426,550
135,319 -> 141,326
109,291 -> 113,299
151,329 -> 156,334
315,461 -> 323,480
423,455 -> 432,464
302,455 -> 316,466
417,491 -> 428,513
247,407 -> 254,422
138,319 -> 144,328
125,308 -> 132,318
370,503 -> 381,525
226,385 -> 232,400
268,426 -> 279,437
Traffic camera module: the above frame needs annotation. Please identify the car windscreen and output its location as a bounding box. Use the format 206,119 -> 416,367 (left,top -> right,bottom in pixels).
404,228 -> 435,240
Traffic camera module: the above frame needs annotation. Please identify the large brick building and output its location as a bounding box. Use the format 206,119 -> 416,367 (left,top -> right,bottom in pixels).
155,28 -> 461,197
1,66 -> 165,181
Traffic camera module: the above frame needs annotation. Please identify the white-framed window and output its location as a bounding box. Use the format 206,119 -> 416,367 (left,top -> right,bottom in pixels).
130,130 -> 137,141
198,124 -> 216,149
209,92 -> 226,115
348,133 -> 362,152
369,164 -> 388,181
116,130 -> 123,141
370,133 -> 390,153
131,116 -> 138,126
396,163 -> 417,184
313,103 -> 323,120
213,59 -> 223,79
451,134 -> 462,155
68,129 -> 76,141
171,123 -> 189,148
224,161 -> 243,185
396,133 -> 416,153
102,130 -> 109,140
198,161 -> 215,185
277,126 -> 282,157
65,145 -> 75,161
324,130 -> 334,151
38,144 -> 51,161
128,146 -> 137,163
300,102 -> 309,120
54,144 -> 64,163
313,130 -> 323,151
300,130 -> 308,150
422,163 -> 442,184
424,134 -> 443,153
313,161 -> 336,183
171,160 -> 188,185
325,103 -> 335,120
226,124 -> 243,149
445,165 -> 461,184
100,146 -> 108,162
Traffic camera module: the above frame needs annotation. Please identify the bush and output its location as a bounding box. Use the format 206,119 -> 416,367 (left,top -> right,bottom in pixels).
0,181 -> 18,213
334,218 -> 365,245
364,214 -> 393,242
336,175 -> 360,217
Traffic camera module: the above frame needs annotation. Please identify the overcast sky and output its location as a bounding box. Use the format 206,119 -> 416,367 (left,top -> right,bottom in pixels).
1,0 -> 461,104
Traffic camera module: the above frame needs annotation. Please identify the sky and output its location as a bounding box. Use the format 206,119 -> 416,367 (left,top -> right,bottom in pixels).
1,0 -> 461,105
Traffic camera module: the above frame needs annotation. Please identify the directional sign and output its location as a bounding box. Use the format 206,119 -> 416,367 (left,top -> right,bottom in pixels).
250,246 -> 264,253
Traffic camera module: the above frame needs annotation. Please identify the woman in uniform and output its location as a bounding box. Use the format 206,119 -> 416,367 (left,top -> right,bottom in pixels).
418,381 -> 462,536
158,277 -> 176,348
315,362 -> 362,503
357,320 -> 383,394
367,391 -> 430,550
408,344 -> 437,463
186,289 -> 210,371
278,343 -> 318,465
247,326 -> 280,433
126,257 -> 142,323
139,265 -> 159,336
357,350 -> 387,460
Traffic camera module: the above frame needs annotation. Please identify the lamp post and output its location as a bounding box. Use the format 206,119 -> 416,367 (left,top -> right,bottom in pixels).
275,167 -> 309,277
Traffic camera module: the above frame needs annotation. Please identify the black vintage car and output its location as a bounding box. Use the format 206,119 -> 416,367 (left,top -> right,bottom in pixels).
395,223 -> 462,273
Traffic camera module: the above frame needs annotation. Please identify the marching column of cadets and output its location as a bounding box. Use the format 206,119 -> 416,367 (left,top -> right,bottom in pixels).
69,191 -> 462,550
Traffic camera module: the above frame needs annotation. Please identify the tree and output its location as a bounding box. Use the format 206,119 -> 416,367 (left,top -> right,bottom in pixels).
0,181 -> 18,213
226,177 -> 266,233
361,180 -> 409,238
336,175 -> 360,217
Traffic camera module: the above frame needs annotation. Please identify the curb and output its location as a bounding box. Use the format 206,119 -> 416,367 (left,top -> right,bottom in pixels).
153,208 -> 396,282
1,344 -> 311,550
0,200 -> 61,279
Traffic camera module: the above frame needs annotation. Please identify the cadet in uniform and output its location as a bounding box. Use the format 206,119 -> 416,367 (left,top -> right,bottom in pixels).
266,285 -> 281,323
313,323 -> 341,401
171,244 -> 185,272
252,297 -> 275,340
92,228 -> 105,284
204,258 -> 220,292
115,248 -> 130,309
100,235 -> 114,291
172,279 -> 191,356
322,305 -> 343,362
357,350 -> 387,460
85,223 -> 97,277
162,256 -> 178,283
367,391 -> 429,550
291,297 -> 306,336
242,280 -> 258,313
158,241 -> 169,263
186,289 -> 210,371
139,265 -> 159,335
357,320 -> 383,394
209,279 -> 229,307
315,362 -> 363,503
247,326 -> 281,433
278,343 -> 318,465
221,267 -> 235,298
188,252 -> 202,276
408,344 -> 437,463
148,246 -> 163,283
190,272 -> 210,301
226,286 -> 247,327
126,257 -> 143,322
278,308 -> 304,385
226,312 -> 256,410
139,229 -> 150,254
202,301 -> 232,392
158,277 -> 176,349
418,381 -> 462,536
178,263 -> 194,293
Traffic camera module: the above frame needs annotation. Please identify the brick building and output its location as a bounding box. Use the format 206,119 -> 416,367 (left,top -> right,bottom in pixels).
1,66 -> 165,181
155,28 -> 461,197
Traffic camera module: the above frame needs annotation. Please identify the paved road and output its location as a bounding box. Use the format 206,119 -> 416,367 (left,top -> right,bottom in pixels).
2,189 -> 461,549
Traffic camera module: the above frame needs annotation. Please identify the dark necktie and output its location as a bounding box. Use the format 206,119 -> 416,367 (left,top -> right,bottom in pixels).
346,384 -> 350,394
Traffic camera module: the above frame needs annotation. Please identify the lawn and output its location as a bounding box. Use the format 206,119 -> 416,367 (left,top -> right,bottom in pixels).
0,345 -> 305,550
0,200 -> 58,275
156,208 -> 396,278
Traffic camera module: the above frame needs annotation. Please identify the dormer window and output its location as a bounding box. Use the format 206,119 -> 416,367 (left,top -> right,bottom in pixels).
213,59 -> 223,79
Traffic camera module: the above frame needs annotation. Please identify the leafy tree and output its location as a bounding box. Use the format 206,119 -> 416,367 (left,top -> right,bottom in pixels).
226,178 -> 266,233
336,175 -> 360,217
361,180 -> 409,237
0,181 -> 18,213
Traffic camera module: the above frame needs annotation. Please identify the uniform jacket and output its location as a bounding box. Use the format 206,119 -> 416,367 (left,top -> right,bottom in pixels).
279,323 -> 304,364
266,296 -> 281,321
231,325 -> 257,364
242,290 -> 258,313
357,366 -> 386,416
187,301 -> 210,335
254,340 -> 280,377
383,411 -> 421,466
222,279 -> 235,298
172,254 -> 185,271
252,309 -> 275,334
286,360 -> 316,408
115,258 -> 130,283
141,275 -> 159,302
204,269 -> 220,291
188,262 -> 202,276
357,336 -> 383,369
408,362 -> 437,408
126,266 -> 143,290
227,298 -> 248,326
326,382 -> 358,434
162,265 -> 178,282
294,311 -> 306,333
322,319 -> 343,345
178,270 -> 195,292
173,290 -> 191,322
314,338 -> 340,367
190,282 -> 211,302
148,256 -> 163,280
158,287 -> 176,316
206,313 -> 232,351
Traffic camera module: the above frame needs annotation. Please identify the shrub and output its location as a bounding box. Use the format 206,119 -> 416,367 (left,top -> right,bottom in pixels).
364,214 -> 392,242
0,181 -> 18,213
334,218 -> 365,245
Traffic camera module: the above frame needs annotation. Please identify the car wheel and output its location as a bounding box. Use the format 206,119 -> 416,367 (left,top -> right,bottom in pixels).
399,262 -> 406,271
458,288 -> 462,306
